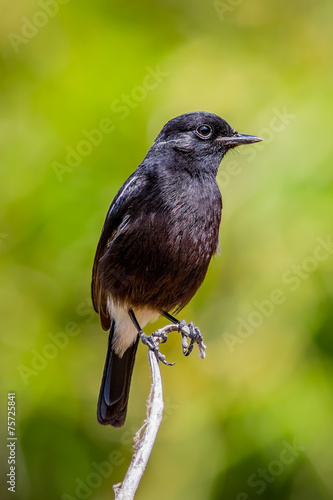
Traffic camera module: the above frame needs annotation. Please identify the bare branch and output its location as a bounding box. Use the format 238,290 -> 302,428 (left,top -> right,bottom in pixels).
113,350 -> 164,500
113,320 -> 206,499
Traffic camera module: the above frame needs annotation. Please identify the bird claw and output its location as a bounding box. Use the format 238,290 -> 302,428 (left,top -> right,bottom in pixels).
180,321 -> 206,359
139,318 -> 206,365
139,332 -> 175,366
152,331 -> 168,344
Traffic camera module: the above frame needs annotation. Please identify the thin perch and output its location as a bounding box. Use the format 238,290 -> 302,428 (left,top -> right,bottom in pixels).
113,349 -> 164,500
113,322 -> 206,499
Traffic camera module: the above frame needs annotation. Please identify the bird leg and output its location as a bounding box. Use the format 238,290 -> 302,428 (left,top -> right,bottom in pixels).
128,309 -> 175,366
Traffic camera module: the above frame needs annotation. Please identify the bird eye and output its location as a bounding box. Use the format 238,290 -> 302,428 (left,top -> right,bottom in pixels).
195,124 -> 212,139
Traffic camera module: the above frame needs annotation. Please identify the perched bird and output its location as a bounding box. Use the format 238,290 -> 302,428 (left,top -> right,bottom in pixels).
91,111 -> 262,427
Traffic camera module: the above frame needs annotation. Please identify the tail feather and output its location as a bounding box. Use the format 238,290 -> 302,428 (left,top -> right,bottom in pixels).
97,320 -> 139,427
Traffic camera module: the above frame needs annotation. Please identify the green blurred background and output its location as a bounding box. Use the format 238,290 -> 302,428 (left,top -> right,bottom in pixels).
1,0 -> 333,499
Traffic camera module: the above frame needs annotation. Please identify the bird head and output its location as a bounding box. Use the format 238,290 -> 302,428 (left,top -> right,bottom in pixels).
153,111 -> 262,171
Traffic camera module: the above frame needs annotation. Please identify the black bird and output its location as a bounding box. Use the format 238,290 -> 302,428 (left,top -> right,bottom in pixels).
91,111 -> 262,427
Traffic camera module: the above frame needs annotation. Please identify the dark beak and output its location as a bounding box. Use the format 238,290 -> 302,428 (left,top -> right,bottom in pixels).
217,133 -> 263,147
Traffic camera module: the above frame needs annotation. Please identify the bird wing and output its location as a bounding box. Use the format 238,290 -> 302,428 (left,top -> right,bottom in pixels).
91,170 -> 147,330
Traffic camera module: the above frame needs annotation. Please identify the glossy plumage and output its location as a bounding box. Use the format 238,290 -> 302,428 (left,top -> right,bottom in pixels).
91,111 -> 262,426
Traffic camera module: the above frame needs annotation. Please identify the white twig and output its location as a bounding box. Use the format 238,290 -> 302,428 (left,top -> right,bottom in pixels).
113,350 -> 164,500
113,321 -> 206,499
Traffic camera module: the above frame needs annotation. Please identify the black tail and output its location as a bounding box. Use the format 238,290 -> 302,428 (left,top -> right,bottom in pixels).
97,320 -> 139,427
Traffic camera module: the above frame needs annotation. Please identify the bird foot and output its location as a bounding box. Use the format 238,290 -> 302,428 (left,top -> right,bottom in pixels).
139,331 -> 175,366
139,320 -> 206,364
178,321 -> 206,359
142,318 -> 206,361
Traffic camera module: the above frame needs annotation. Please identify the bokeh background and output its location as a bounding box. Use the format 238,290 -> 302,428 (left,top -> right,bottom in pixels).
1,1 -> 333,499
